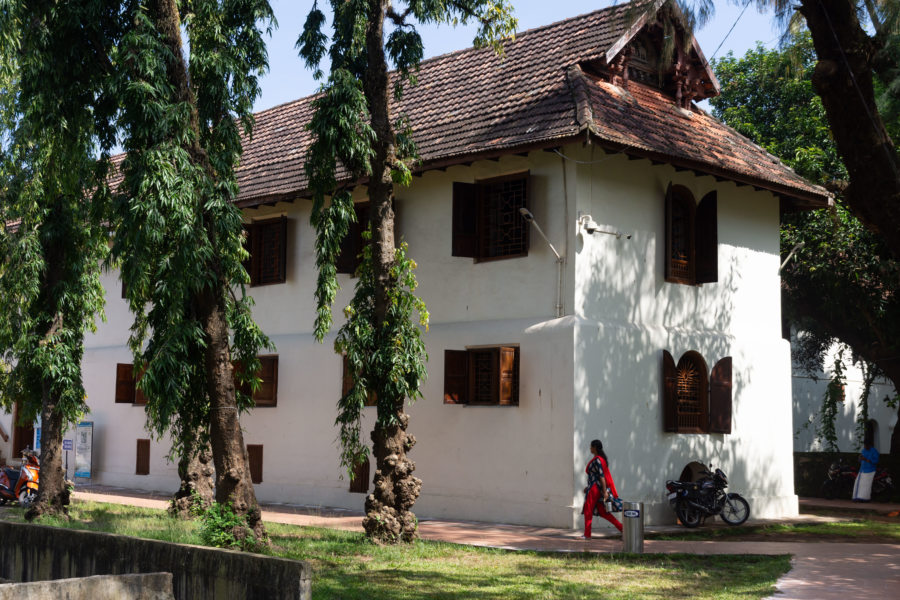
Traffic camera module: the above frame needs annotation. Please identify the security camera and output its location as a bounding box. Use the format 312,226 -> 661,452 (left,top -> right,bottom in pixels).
518,207 -> 535,223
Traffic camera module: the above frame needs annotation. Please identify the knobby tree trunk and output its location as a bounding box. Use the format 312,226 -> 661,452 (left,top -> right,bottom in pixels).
799,0 -> 900,259
360,0 -> 422,544
152,0 -> 265,541
169,426 -> 215,518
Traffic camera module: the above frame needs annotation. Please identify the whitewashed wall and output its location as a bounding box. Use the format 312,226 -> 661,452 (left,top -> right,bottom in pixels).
68,142 -> 801,528
792,343 -> 898,453
78,149 -> 579,527
571,147 -> 798,527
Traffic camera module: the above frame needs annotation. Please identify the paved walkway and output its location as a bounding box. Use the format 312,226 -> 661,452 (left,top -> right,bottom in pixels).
70,487 -> 900,599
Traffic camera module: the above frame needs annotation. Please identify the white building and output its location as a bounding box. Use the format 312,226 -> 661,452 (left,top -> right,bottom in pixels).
792,343 -> 897,454
1,2 -> 828,527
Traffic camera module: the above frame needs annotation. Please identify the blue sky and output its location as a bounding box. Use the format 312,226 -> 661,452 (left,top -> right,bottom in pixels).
255,1 -> 784,112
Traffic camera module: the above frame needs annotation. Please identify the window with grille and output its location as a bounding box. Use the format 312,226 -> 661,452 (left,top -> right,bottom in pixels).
233,355 -> 278,407
664,185 -> 717,285
662,350 -> 732,434
115,363 -> 146,405
452,173 -> 530,262
244,216 -> 288,286
443,346 -> 520,406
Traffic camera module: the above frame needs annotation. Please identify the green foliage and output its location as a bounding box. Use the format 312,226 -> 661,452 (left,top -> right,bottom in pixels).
817,348 -> 845,453
0,1 -> 121,426
299,0 -> 515,483
713,31 -> 900,437
111,0 -> 275,458
198,499 -> 260,551
335,235 -> 429,472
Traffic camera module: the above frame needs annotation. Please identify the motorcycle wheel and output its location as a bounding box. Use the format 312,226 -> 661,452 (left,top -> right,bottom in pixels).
18,488 -> 37,509
676,503 -> 702,528
720,493 -> 750,526
821,480 -> 838,500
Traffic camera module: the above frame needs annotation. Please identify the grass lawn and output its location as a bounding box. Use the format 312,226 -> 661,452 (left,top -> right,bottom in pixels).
647,518 -> 900,543
0,500 -> 790,600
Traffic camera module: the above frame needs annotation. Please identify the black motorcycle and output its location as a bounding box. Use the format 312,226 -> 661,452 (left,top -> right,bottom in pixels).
665,466 -> 750,528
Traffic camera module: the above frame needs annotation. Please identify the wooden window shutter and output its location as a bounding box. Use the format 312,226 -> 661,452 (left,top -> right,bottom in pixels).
247,444 -> 263,484
443,350 -> 469,404
133,364 -> 147,406
708,357 -> 733,434
242,224 -> 255,282
452,182 -> 478,257
664,183 -> 673,282
695,192 -> 718,284
349,457 -> 370,493
342,354 -> 354,397
498,347 -> 519,405
662,350 -> 677,432
115,363 -> 135,404
135,439 -> 150,475
337,204 -> 367,275
254,356 -> 278,407
232,359 -> 252,400
342,354 -> 377,406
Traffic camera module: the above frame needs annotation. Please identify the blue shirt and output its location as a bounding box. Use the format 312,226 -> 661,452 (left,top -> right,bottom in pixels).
860,447 -> 879,473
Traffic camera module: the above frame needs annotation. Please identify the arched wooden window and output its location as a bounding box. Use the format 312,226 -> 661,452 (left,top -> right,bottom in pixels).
675,351 -> 708,432
662,350 -> 732,434
664,185 -> 717,285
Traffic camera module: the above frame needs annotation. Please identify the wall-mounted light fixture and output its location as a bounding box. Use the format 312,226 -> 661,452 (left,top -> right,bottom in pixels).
577,212 -> 631,239
519,208 -> 565,318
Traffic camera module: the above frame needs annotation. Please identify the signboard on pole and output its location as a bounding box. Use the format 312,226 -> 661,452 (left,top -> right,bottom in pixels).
74,421 -> 93,479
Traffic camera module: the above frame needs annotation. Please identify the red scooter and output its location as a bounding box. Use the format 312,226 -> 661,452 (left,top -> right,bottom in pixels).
0,448 -> 40,508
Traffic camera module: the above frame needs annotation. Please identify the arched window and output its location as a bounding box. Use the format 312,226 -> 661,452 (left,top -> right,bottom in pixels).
664,185 -> 718,285
662,350 -> 732,434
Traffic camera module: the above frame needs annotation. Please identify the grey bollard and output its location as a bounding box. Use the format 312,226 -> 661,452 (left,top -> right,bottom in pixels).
622,501 -> 644,553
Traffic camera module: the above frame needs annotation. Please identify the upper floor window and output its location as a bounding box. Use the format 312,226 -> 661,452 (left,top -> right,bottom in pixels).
452,172 -> 530,262
337,203 -> 370,276
244,216 -> 287,286
664,185 -> 717,285
234,355 -> 279,407
115,363 -> 146,406
662,350 -> 732,434
444,346 -> 520,406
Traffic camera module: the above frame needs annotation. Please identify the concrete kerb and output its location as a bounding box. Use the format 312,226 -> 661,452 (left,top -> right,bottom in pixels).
0,573 -> 174,600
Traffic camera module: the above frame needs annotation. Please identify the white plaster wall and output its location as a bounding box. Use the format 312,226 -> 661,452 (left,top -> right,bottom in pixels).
792,344 -> 898,453
571,147 -> 798,527
0,411 -> 12,464
80,150 -> 579,527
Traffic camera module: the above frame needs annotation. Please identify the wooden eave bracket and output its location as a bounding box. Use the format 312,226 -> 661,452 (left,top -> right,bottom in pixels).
604,0 -> 720,98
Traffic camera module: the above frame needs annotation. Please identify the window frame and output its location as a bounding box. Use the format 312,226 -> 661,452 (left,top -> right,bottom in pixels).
662,350 -> 732,434
443,345 -> 520,406
234,355 -> 279,408
243,216 -> 288,287
452,172 -> 530,263
664,185 -> 717,285
115,363 -> 146,406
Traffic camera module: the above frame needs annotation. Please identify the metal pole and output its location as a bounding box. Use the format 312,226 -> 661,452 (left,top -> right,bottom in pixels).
623,501 -> 644,553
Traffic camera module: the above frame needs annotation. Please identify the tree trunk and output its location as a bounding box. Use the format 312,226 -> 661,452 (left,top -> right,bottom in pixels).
197,287 -> 265,542
26,386 -> 69,520
799,0 -> 900,259
151,0 -> 265,542
359,0 -> 422,544
169,425 -> 215,518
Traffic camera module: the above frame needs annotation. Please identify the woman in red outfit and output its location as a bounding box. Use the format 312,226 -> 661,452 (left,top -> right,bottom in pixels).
582,439 -> 623,538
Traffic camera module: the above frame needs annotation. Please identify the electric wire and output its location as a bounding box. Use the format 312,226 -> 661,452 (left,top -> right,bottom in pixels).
709,1 -> 752,61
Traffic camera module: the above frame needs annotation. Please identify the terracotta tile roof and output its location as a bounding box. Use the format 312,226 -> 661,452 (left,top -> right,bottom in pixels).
160,2 -> 830,209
